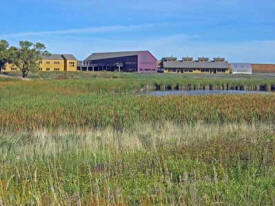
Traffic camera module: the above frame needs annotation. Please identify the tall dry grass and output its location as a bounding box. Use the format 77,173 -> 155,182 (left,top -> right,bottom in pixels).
0,77 -> 274,130
0,92 -> 275,130
0,75 -> 274,205
0,123 -> 274,205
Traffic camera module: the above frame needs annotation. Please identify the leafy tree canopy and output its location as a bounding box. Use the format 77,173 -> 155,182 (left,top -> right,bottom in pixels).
11,41 -> 49,78
0,40 -> 10,73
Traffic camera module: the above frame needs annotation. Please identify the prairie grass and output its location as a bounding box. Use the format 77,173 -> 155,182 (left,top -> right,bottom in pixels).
0,92 -> 275,130
0,74 -> 274,205
0,77 -> 275,130
0,123 -> 274,205
2,71 -> 275,90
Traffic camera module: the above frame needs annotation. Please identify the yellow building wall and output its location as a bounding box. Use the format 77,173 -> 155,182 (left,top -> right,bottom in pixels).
2,63 -> 19,72
65,60 -> 77,72
39,59 -> 65,72
2,57 -> 78,73
164,68 -> 230,74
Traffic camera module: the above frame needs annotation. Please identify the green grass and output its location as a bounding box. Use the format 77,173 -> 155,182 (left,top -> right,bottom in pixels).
0,83 -> 275,130
0,72 -> 274,205
0,123 -> 274,205
0,75 -> 275,130
2,71 -> 275,90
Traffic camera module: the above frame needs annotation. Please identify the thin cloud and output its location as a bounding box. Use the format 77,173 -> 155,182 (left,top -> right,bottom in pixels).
0,24 -> 157,38
53,36 -> 275,63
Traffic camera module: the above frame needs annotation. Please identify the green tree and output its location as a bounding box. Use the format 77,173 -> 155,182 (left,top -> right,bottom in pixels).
0,40 -> 10,73
11,41 -> 49,78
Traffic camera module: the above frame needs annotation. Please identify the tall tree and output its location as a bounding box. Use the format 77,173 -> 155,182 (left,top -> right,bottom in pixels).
0,40 -> 10,73
11,41 -> 49,78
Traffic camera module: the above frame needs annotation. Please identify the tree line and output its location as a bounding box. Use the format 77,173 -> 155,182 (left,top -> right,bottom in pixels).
0,40 -> 49,78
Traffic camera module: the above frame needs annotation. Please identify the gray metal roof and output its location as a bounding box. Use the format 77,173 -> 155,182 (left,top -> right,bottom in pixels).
41,54 -> 63,60
85,51 -> 147,61
163,61 -> 230,69
162,57 -> 178,61
231,63 -> 252,74
62,54 -> 77,60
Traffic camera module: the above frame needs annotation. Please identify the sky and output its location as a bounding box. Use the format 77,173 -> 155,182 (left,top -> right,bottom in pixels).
0,0 -> 275,63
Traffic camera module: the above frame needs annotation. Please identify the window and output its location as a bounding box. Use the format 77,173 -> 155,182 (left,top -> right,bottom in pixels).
54,61 -> 60,64
46,68 -> 50,71
69,62 -> 75,66
46,61 -> 50,64
39,68 -> 42,71
54,68 -> 59,71
39,61 -> 42,64
11,68 -> 17,71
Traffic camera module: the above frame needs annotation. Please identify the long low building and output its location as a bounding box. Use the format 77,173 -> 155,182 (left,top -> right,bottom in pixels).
80,51 -> 158,73
162,57 -> 230,74
3,54 -> 77,72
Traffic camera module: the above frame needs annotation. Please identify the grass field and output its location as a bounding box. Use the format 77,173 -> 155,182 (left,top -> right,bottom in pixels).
0,72 -> 274,205
1,123 -> 274,205
2,71 -> 275,91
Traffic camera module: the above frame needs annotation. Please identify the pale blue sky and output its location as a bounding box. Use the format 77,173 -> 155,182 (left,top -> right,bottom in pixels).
1,0 -> 275,62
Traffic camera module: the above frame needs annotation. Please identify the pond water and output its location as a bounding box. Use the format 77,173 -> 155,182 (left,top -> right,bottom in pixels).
147,90 -> 270,96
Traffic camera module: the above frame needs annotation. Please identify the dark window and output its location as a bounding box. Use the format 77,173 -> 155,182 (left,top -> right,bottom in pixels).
46,61 -> 50,64
46,68 -> 50,71
54,68 -> 59,71
54,61 -> 60,64
91,55 -> 138,72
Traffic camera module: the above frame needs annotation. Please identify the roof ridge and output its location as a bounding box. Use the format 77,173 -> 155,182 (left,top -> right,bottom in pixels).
93,50 -> 147,54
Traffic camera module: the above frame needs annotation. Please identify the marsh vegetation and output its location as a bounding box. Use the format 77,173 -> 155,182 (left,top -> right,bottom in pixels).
0,73 -> 274,205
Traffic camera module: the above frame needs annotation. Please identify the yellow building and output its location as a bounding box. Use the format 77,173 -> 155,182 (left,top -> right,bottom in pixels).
162,57 -> 231,74
2,63 -> 18,72
39,54 -> 65,72
62,54 -> 77,72
2,54 -> 77,72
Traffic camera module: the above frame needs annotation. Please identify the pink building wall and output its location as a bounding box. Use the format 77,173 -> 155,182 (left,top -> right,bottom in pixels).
137,51 -> 157,72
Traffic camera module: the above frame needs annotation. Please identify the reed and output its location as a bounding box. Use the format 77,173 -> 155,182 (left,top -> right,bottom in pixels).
0,74 -> 274,205
0,76 -> 274,130
0,123 -> 274,205
0,90 -> 275,130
